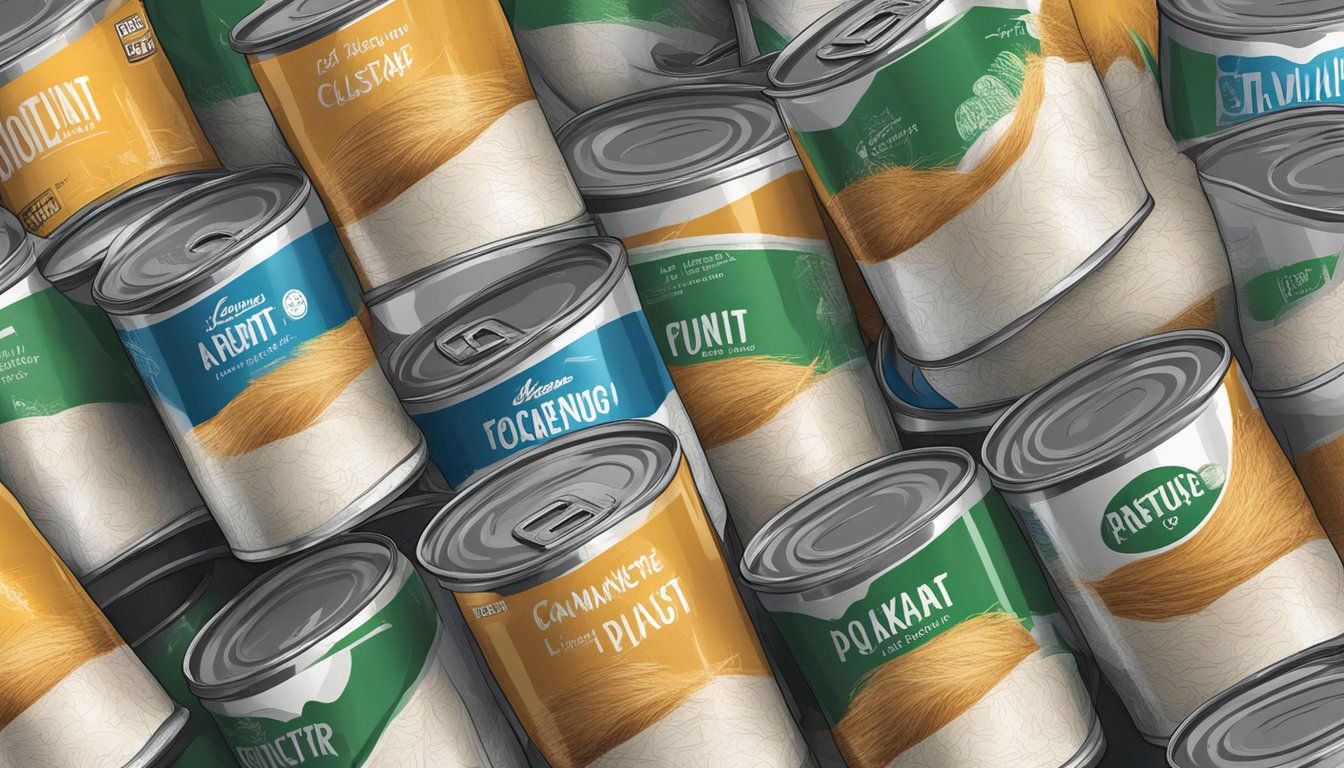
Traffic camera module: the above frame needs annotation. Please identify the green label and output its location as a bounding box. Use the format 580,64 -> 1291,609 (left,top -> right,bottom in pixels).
145,0 -> 264,107
792,6 -> 1040,195
1243,255 -> 1339,322
211,575 -> 438,767
627,245 -> 866,374
0,286 -> 149,426
768,492 -> 1039,724
750,16 -> 790,54
1100,465 -> 1225,554
507,0 -> 693,30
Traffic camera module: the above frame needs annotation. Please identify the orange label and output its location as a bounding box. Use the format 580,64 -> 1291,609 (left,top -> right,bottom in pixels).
620,170 -> 829,248
0,0 -> 217,236
456,461 -> 772,767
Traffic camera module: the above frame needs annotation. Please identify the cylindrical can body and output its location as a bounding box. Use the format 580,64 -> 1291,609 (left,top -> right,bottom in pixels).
0,210 -> 206,580
769,0 -> 1152,365
984,331 -> 1344,743
0,482 -> 189,768
145,0 -> 297,168
0,0 -> 219,236
742,449 -> 1102,768
420,422 -> 814,768
739,0 -> 845,54
95,168 -> 426,562
234,0 -> 584,296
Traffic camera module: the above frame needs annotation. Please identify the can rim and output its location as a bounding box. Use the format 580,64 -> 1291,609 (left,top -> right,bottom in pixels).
0,0 -> 108,73
1156,0 -> 1344,37
230,0 -> 394,56
1255,359 -> 1344,402
0,211 -> 37,296
874,324 -> 1016,433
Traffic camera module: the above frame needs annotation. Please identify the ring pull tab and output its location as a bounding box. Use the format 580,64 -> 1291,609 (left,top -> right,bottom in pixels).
691,38 -> 739,69
817,0 -> 922,61
187,229 -> 239,256
513,494 -> 615,551
435,318 -> 520,365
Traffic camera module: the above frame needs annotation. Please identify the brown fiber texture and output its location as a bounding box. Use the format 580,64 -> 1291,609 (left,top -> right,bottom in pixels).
1089,381 -> 1328,621
1156,293 -> 1218,334
833,613 -> 1039,768
321,70 -> 532,222
1294,437 -> 1344,560
822,203 -> 884,344
669,356 -> 820,449
533,659 -> 762,768
191,318 -> 376,457
1071,0 -> 1157,75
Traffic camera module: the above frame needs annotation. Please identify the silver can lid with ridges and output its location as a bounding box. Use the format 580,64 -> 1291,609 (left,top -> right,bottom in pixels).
40,171 -> 227,291
0,208 -> 32,287
0,0 -> 102,69
230,0 -> 389,55
1158,0 -> 1344,36
184,533 -> 403,700
418,420 -> 682,593
1168,639 -> 1344,768
1197,106 -> 1344,222
387,237 -> 625,403
94,165 -> 310,315
557,84 -> 789,210
741,447 -> 975,594
982,331 -> 1231,495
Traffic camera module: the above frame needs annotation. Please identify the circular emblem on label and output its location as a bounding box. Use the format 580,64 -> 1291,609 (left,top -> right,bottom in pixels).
282,289 -> 308,320
1198,463 -> 1226,491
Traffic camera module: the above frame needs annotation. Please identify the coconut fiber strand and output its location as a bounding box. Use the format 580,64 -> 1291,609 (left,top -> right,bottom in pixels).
1292,436 -> 1344,560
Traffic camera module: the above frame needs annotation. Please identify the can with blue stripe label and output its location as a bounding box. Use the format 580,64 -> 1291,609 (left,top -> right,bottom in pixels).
93,165 -> 426,562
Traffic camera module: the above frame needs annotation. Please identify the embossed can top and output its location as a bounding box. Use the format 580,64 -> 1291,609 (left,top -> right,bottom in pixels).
1158,0 -> 1344,36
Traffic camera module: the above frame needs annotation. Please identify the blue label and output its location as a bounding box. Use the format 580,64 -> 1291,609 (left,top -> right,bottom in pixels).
881,347 -> 956,410
416,312 -> 674,486
1215,49 -> 1344,127
118,224 -> 358,426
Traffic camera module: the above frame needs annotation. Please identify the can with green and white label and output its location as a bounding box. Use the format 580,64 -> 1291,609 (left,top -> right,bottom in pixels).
740,447 -> 1102,768
734,0 -> 844,56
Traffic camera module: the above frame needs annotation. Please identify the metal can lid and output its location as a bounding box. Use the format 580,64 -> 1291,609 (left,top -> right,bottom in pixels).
0,0 -> 102,69
94,165 -> 310,315
982,331 -> 1231,495
0,209 -> 33,293
185,534 -> 402,700
1197,106 -> 1344,222
230,0 -> 391,55
40,171 -> 227,292
418,420 -> 682,593
387,237 -> 626,403
1168,639 -> 1344,768
1158,0 -> 1344,36
556,84 -> 789,209
741,447 -> 975,594
767,0 -> 941,97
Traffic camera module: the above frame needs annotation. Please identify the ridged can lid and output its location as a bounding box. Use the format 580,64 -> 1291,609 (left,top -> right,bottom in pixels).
1158,0 -> 1344,36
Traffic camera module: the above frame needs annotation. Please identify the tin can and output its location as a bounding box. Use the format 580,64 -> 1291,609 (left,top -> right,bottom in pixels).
419,420 -> 814,768
185,533 -> 495,767
376,235 -> 730,535
741,447 -> 1102,768
1167,637 -> 1344,768
0,207 -> 207,580
230,0 -> 585,297
1158,0 -> 1344,150
1196,105 -> 1344,393
89,517 -> 251,768
735,0 -> 845,55
0,0 -> 218,236
559,84 -> 899,541
767,0 -> 1152,366
982,330 -> 1344,743
357,494 -> 529,767
0,481 -> 190,768
93,165 -> 426,562
145,0 -> 297,168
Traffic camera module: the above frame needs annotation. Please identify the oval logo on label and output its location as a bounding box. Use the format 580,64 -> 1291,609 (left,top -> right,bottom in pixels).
1100,465 -> 1224,554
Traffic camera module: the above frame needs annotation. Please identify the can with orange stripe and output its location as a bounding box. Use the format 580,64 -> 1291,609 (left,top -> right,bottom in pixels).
557,84 -> 899,543
0,0 -> 218,237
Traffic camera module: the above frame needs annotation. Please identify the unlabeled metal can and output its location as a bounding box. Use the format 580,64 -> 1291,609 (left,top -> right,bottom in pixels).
185,533 -> 495,767
983,330 -> 1344,743
230,0 -> 585,297
0,0 -> 218,236
0,207 -> 207,580
1196,105 -> 1344,393
1167,638 -> 1344,768
1158,0 -> 1344,150
0,481 -> 190,768
94,165 -> 426,562
741,447 -> 1102,768
376,235 -> 729,535
419,420 -> 814,768
768,0 -> 1152,366
145,0 -> 298,168
559,84 -> 899,542
735,0 -> 845,55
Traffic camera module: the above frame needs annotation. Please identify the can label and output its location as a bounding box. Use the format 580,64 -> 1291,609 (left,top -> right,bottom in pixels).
0,271 -> 149,426
505,0 -> 697,29
1240,253 -> 1339,328
746,12 -> 791,55
0,0 -> 216,236
207,571 -> 440,767
145,0 -> 264,108
411,311 -> 675,487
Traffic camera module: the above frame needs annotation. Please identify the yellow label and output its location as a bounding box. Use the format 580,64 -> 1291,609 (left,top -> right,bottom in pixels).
621,171 -> 829,248
0,0 -> 217,236
456,461 -> 771,767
